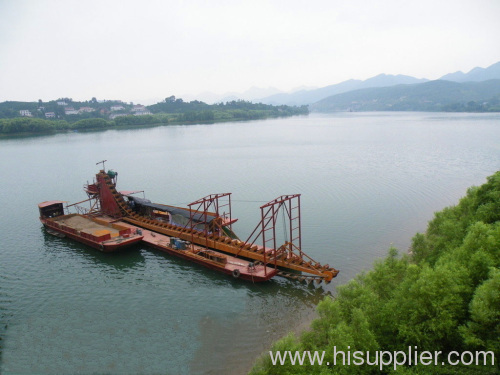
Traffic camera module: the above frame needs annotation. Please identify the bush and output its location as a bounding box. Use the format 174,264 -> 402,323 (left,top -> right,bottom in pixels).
250,172 -> 500,374
0,118 -> 69,134
71,118 -> 111,129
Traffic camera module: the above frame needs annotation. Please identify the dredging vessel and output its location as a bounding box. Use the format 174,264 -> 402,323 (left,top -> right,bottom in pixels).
39,165 -> 339,284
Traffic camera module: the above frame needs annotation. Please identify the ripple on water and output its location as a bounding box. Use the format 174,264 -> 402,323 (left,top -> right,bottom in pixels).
1,112 -> 500,374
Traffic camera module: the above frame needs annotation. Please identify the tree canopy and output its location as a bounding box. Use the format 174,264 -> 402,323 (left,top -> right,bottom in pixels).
251,172 -> 500,374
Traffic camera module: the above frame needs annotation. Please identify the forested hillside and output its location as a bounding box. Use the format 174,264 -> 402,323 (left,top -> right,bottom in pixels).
251,172 -> 500,374
311,80 -> 500,112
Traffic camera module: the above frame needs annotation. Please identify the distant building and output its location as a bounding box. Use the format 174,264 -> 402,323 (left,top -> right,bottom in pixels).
19,110 -> 32,117
79,107 -> 95,113
45,112 -> 56,118
64,107 -> 79,115
133,110 -> 152,116
57,101 -> 67,106
110,105 -> 125,111
130,105 -> 151,116
131,105 -> 147,112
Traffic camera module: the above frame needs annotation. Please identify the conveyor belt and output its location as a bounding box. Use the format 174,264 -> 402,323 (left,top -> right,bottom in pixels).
98,171 -> 339,283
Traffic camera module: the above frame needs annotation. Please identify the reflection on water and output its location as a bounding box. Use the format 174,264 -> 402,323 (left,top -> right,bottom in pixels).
1,112 -> 500,374
41,228 -> 147,269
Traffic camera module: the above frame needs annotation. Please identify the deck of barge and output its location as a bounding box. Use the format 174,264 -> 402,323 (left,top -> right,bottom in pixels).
53,215 -> 121,236
98,216 -> 276,281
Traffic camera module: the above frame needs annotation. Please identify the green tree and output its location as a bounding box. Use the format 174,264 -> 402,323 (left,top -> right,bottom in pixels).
459,268 -> 500,357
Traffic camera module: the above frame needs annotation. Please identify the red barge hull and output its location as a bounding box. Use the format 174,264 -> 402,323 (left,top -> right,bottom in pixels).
99,218 -> 278,282
147,241 -> 277,282
39,201 -> 143,252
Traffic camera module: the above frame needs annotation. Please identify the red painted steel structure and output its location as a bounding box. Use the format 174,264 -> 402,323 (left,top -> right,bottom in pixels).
186,193 -> 242,266
245,194 -> 302,269
96,172 -> 122,217
261,194 -> 302,258
187,193 -> 235,234
90,169 -> 339,283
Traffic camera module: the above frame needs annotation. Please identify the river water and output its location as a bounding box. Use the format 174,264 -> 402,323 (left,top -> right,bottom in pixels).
1,112 -> 499,374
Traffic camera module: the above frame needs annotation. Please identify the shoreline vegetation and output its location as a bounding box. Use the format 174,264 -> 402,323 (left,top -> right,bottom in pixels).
251,172 -> 500,374
0,97 -> 308,136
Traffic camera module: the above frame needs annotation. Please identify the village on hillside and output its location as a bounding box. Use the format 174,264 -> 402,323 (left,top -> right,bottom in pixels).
17,99 -> 152,120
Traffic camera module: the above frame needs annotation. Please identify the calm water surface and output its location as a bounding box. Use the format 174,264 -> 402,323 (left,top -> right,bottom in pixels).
1,112 -> 499,374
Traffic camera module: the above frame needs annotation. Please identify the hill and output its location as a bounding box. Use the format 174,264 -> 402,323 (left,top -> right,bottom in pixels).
256,61 -> 500,107
258,74 -> 428,106
440,61 -> 500,83
310,79 -> 500,112
251,171 -> 500,374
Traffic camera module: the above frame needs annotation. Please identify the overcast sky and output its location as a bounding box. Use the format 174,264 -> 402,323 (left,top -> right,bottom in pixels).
1,0 -> 499,104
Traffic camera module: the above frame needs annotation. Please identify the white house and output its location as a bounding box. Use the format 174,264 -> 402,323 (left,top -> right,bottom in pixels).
110,105 -> 125,111
131,105 -> 147,112
45,112 -> 56,118
64,107 -> 79,115
19,110 -> 32,117
133,110 -> 152,116
79,107 -> 95,113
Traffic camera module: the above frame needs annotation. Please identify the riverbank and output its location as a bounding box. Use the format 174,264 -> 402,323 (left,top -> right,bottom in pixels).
0,99 -> 309,136
250,172 -> 500,374
0,112 -> 309,137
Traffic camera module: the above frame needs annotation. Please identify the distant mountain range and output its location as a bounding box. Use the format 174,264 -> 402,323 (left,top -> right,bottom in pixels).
187,61 -> 500,111
259,75 -> 429,106
310,79 -> 500,112
439,62 -> 500,82
259,61 -> 500,108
